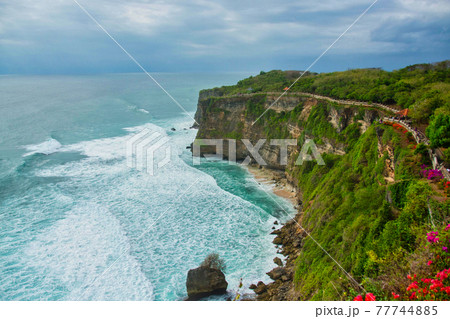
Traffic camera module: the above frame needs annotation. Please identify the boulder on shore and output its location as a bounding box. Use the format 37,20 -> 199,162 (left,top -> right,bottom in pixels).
255,281 -> 267,294
267,267 -> 285,280
186,266 -> 228,300
273,257 -> 283,267
249,281 -> 267,294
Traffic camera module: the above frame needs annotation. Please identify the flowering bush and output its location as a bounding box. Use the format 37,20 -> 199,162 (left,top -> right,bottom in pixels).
404,268 -> 450,300
353,293 -> 376,301
440,180 -> 450,196
352,224 -> 450,301
426,231 -> 439,243
420,168 -> 443,181
398,225 -> 450,300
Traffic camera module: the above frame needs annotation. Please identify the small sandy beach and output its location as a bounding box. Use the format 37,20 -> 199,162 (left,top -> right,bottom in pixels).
245,165 -> 298,206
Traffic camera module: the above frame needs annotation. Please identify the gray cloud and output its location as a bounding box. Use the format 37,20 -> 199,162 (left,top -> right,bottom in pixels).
0,0 -> 448,74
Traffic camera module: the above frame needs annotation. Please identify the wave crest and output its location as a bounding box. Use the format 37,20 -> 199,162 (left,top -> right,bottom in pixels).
23,138 -> 62,156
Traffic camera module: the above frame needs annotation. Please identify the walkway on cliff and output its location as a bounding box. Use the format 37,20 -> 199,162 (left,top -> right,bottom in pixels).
225,91 -> 400,114
382,117 -> 450,180
221,91 -> 449,180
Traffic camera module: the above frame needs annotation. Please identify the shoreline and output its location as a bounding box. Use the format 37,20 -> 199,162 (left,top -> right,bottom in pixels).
245,164 -> 298,207
243,163 -> 304,300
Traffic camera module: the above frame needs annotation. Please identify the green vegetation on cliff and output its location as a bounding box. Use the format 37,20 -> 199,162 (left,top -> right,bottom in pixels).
254,99 -> 449,300
242,95 -> 449,299
427,113 -> 450,148
288,123 -> 448,300
204,61 -> 450,123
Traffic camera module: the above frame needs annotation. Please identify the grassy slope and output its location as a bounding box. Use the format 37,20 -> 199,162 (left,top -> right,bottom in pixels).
290,123 -> 449,300
242,95 -> 449,300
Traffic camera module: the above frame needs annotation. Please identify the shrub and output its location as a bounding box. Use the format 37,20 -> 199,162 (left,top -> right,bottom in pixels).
426,114 -> 450,148
200,253 -> 227,273
443,148 -> 450,164
389,180 -> 412,209
406,131 -> 414,141
414,143 -> 430,165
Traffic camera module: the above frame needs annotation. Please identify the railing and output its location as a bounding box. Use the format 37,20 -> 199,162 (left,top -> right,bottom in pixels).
382,117 -> 427,145
382,117 -> 450,180
225,91 -> 400,114
221,91 -> 450,180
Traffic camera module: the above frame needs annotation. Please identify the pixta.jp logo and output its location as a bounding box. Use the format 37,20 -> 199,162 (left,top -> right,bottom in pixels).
126,129 -> 171,175
192,138 -> 325,166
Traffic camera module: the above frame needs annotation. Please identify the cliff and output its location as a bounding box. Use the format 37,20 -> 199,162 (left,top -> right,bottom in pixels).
194,91 -> 380,170
192,68 -> 449,301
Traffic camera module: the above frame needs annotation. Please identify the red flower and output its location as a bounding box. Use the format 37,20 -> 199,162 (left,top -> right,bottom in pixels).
353,295 -> 363,301
407,281 -> 419,291
365,293 -> 376,301
410,292 -> 417,300
392,292 -> 400,299
427,260 -> 433,265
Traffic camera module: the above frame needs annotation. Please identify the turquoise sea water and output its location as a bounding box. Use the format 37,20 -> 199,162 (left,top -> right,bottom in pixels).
0,73 -> 294,300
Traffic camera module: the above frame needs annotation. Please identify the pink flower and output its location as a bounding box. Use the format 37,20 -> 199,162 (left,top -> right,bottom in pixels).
427,260 -> 433,265
427,232 -> 439,243
443,246 -> 448,253
445,224 -> 450,232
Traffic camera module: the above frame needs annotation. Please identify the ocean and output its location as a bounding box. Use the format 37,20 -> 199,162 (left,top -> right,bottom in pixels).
0,73 -> 295,300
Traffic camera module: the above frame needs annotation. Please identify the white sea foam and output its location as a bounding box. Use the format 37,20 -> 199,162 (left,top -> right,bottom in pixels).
1,74 -> 280,301
127,105 -> 150,114
11,122 -> 283,300
23,138 -> 62,156
24,203 -> 155,300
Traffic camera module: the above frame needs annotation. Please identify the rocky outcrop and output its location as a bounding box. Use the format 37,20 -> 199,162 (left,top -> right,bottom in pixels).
186,266 -> 228,300
193,95 -> 293,170
273,257 -> 283,267
251,218 -> 306,300
376,127 -> 395,183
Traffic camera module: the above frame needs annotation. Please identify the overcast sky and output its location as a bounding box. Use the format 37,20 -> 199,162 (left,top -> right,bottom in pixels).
0,0 -> 449,74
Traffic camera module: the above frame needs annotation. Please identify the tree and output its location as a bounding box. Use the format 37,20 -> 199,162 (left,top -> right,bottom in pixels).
426,114 -> 450,148
200,253 -> 226,273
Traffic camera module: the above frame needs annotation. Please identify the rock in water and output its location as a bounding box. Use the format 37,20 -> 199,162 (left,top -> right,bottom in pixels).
186,266 -> 228,300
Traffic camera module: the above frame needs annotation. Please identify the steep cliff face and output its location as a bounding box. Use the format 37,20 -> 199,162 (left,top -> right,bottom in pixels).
193,90 -> 380,171
194,94 -> 289,170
